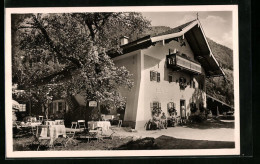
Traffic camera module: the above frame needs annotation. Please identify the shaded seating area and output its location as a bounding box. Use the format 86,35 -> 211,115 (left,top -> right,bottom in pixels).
14,112 -> 119,150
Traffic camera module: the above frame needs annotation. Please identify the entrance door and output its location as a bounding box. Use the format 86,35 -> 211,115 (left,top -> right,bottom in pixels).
180,100 -> 186,118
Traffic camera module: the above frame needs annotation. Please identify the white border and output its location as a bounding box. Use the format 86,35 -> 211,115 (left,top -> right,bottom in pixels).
5,5 -> 239,158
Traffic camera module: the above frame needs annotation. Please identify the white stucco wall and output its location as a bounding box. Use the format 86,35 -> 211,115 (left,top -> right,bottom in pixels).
134,39 -> 206,129
113,50 -> 142,127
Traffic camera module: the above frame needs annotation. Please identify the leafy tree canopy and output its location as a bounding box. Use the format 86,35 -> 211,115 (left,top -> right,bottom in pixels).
12,12 -> 150,113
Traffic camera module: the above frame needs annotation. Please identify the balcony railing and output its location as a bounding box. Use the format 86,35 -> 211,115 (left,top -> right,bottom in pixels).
167,54 -> 202,74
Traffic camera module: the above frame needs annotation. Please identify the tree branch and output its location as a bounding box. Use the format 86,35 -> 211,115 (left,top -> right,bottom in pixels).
18,26 -> 38,29
31,15 -> 82,68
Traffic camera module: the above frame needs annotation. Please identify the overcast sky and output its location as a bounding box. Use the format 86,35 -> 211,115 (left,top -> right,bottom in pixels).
142,11 -> 233,49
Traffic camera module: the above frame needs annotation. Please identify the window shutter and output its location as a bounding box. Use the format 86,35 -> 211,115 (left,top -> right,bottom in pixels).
157,72 -> 160,82
150,102 -> 153,110
150,71 -> 153,81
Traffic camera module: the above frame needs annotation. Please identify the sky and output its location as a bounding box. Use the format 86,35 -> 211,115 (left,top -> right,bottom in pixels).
141,11 -> 233,49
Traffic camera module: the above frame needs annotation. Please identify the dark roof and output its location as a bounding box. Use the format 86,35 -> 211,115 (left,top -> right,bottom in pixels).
110,19 -> 225,77
207,95 -> 234,110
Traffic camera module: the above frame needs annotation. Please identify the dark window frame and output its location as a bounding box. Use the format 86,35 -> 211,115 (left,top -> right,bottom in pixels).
150,70 -> 160,82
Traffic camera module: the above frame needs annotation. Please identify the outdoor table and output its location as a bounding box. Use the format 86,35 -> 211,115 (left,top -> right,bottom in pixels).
88,121 -> 111,131
39,125 -> 66,145
30,122 -> 42,127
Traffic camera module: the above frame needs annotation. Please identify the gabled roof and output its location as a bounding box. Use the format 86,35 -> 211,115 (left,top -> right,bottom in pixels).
151,20 -> 197,37
110,19 -> 225,77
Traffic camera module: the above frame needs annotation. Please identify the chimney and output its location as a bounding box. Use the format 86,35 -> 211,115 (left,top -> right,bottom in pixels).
120,36 -> 129,46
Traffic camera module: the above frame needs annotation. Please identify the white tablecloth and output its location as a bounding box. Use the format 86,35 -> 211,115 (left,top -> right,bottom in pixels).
30,122 -> 42,127
39,125 -> 66,145
49,125 -> 66,138
88,121 -> 111,131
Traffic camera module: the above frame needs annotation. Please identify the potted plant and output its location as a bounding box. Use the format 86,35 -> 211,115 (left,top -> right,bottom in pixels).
151,107 -> 162,116
179,82 -> 187,90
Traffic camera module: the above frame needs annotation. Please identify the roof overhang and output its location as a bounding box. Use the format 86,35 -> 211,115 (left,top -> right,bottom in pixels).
150,20 -> 225,77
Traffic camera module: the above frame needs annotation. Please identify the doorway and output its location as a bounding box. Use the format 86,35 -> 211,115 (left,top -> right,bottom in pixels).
180,100 -> 186,118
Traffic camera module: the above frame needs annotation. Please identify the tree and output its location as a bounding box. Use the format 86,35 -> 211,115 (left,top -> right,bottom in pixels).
12,12 -> 150,120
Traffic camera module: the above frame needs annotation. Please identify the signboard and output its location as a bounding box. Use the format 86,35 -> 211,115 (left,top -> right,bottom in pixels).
89,101 -> 97,107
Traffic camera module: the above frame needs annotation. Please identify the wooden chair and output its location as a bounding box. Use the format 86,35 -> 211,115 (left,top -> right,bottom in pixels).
77,120 -> 86,131
64,122 -> 78,147
34,125 -> 52,151
38,116 -> 44,122
88,127 -> 104,142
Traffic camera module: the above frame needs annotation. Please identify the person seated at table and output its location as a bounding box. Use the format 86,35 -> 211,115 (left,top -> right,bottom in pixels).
152,114 -> 161,130
160,112 -> 167,129
101,115 -> 106,121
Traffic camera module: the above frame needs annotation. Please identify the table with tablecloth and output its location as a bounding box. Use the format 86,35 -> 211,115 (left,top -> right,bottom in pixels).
30,122 -> 42,127
88,121 -> 111,131
39,125 -> 66,145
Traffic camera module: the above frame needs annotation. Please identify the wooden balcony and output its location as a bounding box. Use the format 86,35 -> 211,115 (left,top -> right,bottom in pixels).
166,54 -> 202,74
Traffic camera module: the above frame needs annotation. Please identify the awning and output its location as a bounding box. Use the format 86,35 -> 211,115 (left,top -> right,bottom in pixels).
12,99 -> 21,110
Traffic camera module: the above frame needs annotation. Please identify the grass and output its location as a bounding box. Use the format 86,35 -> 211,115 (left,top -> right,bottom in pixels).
14,135 -> 234,151
112,135 -> 234,150
185,117 -> 234,129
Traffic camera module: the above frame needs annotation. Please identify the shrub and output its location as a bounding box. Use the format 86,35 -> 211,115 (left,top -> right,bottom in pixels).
189,114 -> 206,123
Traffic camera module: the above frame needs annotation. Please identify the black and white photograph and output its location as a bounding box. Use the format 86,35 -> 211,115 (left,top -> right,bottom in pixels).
5,6 -> 239,157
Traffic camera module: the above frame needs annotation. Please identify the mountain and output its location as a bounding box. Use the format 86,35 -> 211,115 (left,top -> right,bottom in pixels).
136,26 -> 234,106
207,38 -> 233,70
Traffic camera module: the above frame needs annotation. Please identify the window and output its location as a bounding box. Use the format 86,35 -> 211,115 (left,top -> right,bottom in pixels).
150,101 -> 161,110
53,102 -> 57,113
150,71 -> 160,82
150,101 -> 161,115
169,75 -> 173,83
19,104 -> 26,112
167,102 -> 176,114
179,77 -> 187,90
58,102 -> 63,111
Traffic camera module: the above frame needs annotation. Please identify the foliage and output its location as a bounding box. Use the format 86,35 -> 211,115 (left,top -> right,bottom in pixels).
12,13 -> 150,119
179,82 -> 187,90
151,107 -> 162,116
167,107 -> 176,115
189,114 -> 206,123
